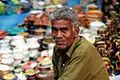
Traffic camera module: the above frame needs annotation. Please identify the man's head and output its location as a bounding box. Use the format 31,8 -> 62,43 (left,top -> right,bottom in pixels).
50,8 -> 79,50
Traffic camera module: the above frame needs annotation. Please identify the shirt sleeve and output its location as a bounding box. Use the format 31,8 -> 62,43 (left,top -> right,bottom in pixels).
52,47 -> 59,80
58,52 -> 109,80
52,59 -> 59,80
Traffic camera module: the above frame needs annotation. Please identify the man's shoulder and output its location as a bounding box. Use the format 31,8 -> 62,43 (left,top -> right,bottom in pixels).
75,36 -> 94,51
73,36 -> 97,57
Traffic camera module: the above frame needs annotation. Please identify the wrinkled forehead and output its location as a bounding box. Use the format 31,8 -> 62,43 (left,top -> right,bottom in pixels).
52,19 -> 72,28
52,19 -> 72,25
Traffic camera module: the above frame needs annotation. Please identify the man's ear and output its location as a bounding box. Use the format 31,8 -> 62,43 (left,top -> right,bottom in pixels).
73,26 -> 79,37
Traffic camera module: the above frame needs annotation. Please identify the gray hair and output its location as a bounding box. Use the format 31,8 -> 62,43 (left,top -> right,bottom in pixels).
50,8 -> 79,26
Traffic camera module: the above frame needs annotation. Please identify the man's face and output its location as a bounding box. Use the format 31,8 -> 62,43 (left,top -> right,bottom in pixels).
52,19 -> 75,50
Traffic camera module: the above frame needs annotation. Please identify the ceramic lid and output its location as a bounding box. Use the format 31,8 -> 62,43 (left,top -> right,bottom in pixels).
3,73 -> 15,79
25,69 -> 35,76
0,64 -> 10,70
1,53 -> 12,58
13,54 -> 24,60
2,58 -> 14,64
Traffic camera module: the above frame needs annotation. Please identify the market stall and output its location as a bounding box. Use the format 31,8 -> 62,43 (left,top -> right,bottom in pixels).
0,0 -> 120,80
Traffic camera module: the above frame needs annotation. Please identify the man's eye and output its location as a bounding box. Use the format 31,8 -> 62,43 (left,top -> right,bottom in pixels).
62,30 -> 67,33
52,27 -> 58,32
61,28 -> 68,33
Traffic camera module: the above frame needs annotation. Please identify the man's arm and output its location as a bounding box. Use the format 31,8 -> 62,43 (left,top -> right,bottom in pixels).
58,53 -> 109,80
52,47 -> 59,80
52,60 -> 59,80
58,55 -> 89,80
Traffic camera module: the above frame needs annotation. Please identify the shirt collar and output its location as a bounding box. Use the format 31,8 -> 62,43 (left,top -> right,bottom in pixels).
66,36 -> 81,57
54,36 -> 82,57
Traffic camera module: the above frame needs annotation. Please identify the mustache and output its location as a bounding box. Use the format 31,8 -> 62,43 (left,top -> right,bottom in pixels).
54,38 -> 64,42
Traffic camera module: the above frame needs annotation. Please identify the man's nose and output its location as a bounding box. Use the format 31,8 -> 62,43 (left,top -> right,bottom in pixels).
56,30 -> 62,37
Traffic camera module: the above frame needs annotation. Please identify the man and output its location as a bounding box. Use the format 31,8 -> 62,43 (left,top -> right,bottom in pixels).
50,8 -> 109,80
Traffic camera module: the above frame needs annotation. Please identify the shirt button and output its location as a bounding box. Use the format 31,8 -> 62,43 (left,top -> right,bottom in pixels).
62,64 -> 65,67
